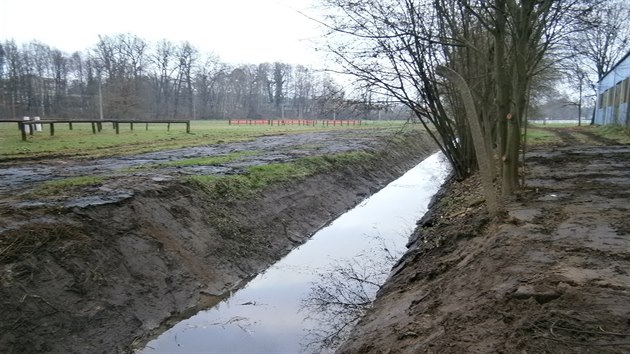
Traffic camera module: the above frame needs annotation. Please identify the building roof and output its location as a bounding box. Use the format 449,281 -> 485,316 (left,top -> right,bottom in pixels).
598,49 -> 630,92
600,49 -> 630,81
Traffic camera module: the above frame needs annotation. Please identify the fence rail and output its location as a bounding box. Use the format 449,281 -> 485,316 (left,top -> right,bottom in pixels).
0,119 -> 191,141
3,118 -> 365,142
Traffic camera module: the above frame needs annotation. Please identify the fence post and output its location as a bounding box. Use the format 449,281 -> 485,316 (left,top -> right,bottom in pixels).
19,122 -> 27,141
34,116 -> 42,132
69,122 -> 73,130
186,121 -> 190,134
23,116 -> 31,134
115,122 -> 120,134
146,123 -> 149,131
91,122 -> 96,134
130,122 -> 134,131
167,122 -> 171,131
50,123 -> 55,136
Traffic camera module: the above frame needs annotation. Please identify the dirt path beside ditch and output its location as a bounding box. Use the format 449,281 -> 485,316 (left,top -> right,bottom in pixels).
0,127 -> 436,353
337,127 -> 630,353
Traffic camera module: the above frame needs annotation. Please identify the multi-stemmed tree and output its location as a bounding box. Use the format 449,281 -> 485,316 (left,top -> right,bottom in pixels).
317,0 -> 604,211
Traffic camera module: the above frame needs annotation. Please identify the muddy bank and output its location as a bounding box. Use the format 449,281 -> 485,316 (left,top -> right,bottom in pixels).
0,129 -> 435,353
337,129 -> 630,353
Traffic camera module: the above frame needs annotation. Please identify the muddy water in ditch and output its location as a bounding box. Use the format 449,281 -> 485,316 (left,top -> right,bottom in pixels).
139,152 -> 450,354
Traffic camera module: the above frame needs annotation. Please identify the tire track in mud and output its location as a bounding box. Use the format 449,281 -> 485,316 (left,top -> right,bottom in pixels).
547,127 -> 581,145
542,126 -> 619,146
574,129 -> 620,145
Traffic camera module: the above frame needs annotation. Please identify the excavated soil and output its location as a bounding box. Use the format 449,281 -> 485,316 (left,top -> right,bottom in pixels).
337,127 -> 630,353
0,128 -> 436,354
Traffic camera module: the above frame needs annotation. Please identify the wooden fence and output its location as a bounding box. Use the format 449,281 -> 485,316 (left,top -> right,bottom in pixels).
1,119 -> 191,141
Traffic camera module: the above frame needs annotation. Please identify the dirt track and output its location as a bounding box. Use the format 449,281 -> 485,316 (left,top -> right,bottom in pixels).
0,127 -> 436,353
337,127 -> 630,353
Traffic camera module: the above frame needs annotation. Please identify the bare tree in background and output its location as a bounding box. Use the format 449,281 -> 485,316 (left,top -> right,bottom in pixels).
93,34 -> 148,118
150,39 -> 176,118
172,42 -> 197,119
273,62 -> 290,117
51,49 -> 68,114
193,53 -> 222,119
0,43 -> 6,116
576,0 -> 630,81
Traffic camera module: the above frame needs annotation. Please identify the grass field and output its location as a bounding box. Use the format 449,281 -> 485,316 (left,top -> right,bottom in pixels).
524,127 -> 562,145
0,120 -> 409,160
3,119 -> 626,161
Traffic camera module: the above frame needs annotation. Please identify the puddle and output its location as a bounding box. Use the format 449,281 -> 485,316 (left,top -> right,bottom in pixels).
138,152 -> 451,354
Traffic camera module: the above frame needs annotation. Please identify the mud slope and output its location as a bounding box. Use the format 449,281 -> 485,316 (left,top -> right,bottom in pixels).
0,129 -> 435,354
338,130 -> 630,353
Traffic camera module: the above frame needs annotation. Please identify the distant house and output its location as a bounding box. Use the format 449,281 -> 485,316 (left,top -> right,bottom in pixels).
594,50 -> 630,125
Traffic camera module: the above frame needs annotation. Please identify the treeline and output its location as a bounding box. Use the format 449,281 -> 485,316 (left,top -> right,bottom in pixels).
0,34 -> 392,120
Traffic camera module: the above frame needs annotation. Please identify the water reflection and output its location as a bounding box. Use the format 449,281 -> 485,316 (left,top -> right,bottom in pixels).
139,152 -> 450,354
300,237 -> 400,352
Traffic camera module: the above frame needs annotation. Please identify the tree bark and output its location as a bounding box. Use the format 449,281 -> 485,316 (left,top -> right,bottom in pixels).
437,65 -> 500,216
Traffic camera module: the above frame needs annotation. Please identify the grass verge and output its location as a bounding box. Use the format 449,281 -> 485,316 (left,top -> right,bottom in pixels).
30,176 -> 106,197
594,125 -> 630,144
187,151 -> 374,199
525,127 -> 562,146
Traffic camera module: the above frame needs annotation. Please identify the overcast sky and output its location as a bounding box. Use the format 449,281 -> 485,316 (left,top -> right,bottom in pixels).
0,0 -> 325,66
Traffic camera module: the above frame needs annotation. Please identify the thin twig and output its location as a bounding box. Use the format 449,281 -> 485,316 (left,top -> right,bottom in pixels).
540,336 -> 630,347
553,325 -> 630,337
19,294 -> 59,312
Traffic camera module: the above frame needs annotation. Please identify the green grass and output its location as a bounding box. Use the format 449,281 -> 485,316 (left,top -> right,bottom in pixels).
526,124 -> 630,145
0,120 -> 407,160
187,151 -> 375,199
528,122 -> 581,128
525,128 -> 561,146
32,175 -> 105,197
594,125 -> 630,144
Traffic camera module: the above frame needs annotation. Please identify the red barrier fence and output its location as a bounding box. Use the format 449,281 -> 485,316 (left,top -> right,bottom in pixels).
323,120 -> 362,126
228,119 -> 268,125
228,119 -> 361,127
272,119 -> 318,126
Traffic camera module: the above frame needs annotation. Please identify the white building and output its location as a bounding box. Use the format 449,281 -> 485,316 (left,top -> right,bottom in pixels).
594,51 -> 630,125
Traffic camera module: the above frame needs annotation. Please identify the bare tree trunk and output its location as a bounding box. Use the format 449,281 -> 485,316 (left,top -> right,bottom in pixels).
437,65 -> 500,216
